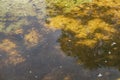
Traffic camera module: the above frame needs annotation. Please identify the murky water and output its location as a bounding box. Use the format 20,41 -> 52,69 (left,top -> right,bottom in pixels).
0,0 -> 120,80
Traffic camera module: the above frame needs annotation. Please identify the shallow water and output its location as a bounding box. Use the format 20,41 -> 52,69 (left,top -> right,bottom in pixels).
0,0 -> 120,80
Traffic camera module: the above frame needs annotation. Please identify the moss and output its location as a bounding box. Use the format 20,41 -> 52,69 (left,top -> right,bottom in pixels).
46,0 -> 120,69
0,39 -> 25,65
24,28 -> 43,48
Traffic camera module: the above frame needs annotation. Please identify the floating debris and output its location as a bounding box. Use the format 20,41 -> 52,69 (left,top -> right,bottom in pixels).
68,39 -> 71,42
34,75 -> 38,78
104,60 -> 108,63
29,70 -> 32,74
98,73 -> 103,77
59,66 -> 63,69
111,42 -> 116,46
108,51 -> 111,54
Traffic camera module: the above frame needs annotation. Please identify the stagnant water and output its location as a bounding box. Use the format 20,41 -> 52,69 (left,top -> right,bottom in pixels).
0,0 -> 120,80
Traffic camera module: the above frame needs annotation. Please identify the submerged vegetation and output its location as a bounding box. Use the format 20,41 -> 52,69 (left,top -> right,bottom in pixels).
46,0 -> 120,69
0,0 -> 120,80
46,0 -> 92,13
0,0 -> 46,66
0,39 -> 25,65
0,0 -> 120,72
24,28 -> 43,48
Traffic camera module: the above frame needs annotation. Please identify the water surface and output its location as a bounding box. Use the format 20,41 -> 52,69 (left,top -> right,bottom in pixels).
0,0 -> 120,80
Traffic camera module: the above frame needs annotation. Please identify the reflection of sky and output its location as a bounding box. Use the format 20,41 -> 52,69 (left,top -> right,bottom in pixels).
0,0 -> 120,80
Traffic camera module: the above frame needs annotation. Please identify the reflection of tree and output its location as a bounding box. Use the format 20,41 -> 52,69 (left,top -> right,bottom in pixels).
46,0 -> 120,70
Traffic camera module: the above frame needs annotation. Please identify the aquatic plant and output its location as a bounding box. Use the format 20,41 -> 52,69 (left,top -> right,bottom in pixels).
24,28 -> 43,48
0,0 -> 47,66
46,0 -> 120,69
46,0 -> 92,13
0,39 -> 25,65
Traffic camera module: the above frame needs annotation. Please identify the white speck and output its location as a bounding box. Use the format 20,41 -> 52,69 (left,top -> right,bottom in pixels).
105,60 -> 107,63
35,75 -> 38,78
0,54 -> 2,57
108,51 -> 111,54
98,73 -> 103,77
111,42 -> 116,46
59,66 -> 63,69
68,40 -> 71,42
29,70 -> 32,74
24,13 -> 27,16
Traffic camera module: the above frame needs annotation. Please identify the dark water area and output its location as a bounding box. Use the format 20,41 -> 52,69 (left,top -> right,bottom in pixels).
0,0 -> 120,80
